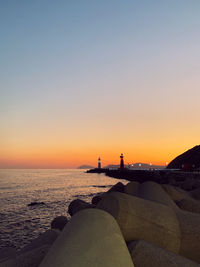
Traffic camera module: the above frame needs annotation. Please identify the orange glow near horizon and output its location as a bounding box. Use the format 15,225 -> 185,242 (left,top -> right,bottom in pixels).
1,110 -> 200,168
1,113 -> 200,168
1,141 -> 199,168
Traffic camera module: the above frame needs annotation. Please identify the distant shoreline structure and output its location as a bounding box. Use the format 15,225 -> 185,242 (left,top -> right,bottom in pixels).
83,145 -> 200,172
78,162 -> 165,170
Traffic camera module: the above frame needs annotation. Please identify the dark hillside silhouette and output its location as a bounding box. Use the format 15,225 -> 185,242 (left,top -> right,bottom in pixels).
167,145 -> 200,170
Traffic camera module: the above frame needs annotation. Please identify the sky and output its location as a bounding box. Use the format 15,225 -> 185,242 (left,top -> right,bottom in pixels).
1,0 -> 200,168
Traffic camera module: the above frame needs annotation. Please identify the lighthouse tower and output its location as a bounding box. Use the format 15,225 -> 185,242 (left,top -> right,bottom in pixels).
98,157 -> 101,169
120,153 -> 124,170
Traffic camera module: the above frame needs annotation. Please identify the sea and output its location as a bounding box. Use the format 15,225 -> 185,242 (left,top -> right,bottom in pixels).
0,169 -> 127,251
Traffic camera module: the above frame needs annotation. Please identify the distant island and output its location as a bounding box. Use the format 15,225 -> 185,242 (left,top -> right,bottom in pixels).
77,165 -> 95,169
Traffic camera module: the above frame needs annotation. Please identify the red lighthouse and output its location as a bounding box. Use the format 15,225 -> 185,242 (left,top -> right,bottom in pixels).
120,153 -> 124,170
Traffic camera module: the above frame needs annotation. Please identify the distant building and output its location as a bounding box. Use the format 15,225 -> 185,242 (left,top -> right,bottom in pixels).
181,164 -> 195,171
120,153 -> 124,170
98,157 -> 101,169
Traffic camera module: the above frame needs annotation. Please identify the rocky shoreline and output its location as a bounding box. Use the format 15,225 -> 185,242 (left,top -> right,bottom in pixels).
1,177 -> 200,266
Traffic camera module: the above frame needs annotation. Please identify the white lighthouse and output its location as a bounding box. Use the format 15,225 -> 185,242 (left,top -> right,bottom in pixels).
98,157 -> 101,169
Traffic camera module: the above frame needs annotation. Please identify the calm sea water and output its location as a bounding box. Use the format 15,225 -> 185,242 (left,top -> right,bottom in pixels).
0,169 -> 127,250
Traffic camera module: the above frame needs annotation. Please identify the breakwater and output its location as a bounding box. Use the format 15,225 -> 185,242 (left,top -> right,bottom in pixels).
106,169 -> 200,185
88,168 -> 200,190
2,176 -> 200,266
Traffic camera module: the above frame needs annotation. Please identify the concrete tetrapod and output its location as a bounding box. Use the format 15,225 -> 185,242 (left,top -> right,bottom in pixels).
97,192 -> 181,253
176,210 -> 200,263
107,182 -> 125,193
51,216 -> 68,231
91,193 -> 106,205
39,209 -> 134,267
91,182 -> 125,205
162,184 -> 191,202
190,187 -> 200,200
176,198 -> 200,214
137,181 -> 178,209
178,179 -> 198,191
124,181 -> 139,196
68,199 -> 95,216
128,240 -> 200,267
132,182 -> 200,263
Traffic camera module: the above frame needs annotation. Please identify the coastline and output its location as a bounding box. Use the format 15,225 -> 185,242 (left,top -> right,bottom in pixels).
1,171 -> 200,266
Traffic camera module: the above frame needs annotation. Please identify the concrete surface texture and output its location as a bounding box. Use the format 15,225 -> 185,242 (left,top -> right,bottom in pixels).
136,181 -> 178,209
190,187 -> 200,200
128,240 -> 200,267
39,208 -> 134,267
176,210 -> 200,263
124,182 -> 139,196
97,192 -> 181,253
139,182 -> 200,263
176,198 -> 200,214
51,216 -> 68,231
68,199 -> 95,216
162,184 -> 190,202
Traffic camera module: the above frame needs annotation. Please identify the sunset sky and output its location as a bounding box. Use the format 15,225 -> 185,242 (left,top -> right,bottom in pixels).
1,1 -> 200,168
